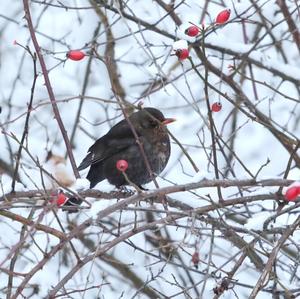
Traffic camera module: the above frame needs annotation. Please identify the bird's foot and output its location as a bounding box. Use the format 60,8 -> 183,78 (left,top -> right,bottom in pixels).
138,185 -> 148,191
118,186 -> 135,196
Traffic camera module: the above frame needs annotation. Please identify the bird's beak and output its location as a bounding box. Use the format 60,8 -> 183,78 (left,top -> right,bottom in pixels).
162,118 -> 176,125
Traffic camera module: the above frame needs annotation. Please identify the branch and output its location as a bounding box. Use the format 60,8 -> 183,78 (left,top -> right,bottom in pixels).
0,210 -> 66,240
249,216 -> 300,298
22,0 -> 80,178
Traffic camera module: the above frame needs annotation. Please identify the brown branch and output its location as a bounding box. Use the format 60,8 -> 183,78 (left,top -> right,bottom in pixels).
249,216 -> 300,298
8,180 -> 295,298
154,0 -> 182,26
1,178 -> 294,204
91,1 -> 127,105
69,23 -> 102,148
0,210 -> 66,240
192,46 -> 300,167
277,0 -> 300,53
6,209 -> 35,299
203,41 -> 300,86
198,35 -> 223,201
79,234 -> 161,299
11,48 -> 37,191
22,0 -> 80,178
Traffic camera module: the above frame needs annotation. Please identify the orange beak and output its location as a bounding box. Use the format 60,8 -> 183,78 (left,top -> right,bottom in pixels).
162,118 -> 176,125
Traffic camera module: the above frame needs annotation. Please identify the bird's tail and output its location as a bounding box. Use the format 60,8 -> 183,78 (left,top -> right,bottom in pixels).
78,153 -> 93,171
86,162 -> 105,188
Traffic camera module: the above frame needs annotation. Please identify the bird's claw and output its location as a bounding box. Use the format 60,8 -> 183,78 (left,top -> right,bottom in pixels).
138,185 -> 148,191
118,186 -> 135,196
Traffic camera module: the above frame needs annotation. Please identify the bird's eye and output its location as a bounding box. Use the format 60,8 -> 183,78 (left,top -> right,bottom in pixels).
149,119 -> 158,127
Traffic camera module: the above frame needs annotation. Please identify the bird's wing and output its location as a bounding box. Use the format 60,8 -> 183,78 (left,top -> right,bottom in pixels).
78,119 -> 140,170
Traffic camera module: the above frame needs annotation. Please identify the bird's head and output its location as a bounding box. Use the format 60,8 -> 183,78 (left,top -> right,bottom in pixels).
133,107 -> 175,131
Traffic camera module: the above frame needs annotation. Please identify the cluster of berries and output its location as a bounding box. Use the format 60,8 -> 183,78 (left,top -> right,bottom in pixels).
173,9 -> 231,61
66,9 -> 231,62
171,9 -> 231,113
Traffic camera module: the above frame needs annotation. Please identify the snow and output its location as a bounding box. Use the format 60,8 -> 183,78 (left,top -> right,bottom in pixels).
206,33 -> 300,80
92,181 -> 116,192
172,39 -> 188,51
72,178 -> 90,191
244,211 -> 273,230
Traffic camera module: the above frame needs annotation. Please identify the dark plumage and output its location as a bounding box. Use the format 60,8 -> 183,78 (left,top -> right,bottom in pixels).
78,107 -> 175,189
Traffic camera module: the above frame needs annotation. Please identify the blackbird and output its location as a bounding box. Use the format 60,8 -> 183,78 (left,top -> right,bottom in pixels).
78,107 -> 175,189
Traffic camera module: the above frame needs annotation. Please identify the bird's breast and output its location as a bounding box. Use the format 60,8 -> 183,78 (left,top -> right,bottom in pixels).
147,135 -> 170,174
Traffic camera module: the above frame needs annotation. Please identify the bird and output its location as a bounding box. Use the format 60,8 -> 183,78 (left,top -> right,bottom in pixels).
78,107 -> 175,189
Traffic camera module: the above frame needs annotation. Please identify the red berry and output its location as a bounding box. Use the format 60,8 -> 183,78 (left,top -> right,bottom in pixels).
285,186 -> 300,201
215,9 -> 231,24
56,192 -> 67,206
66,50 -> 85,61
175,49 -> 189,60
116,160 -> 128,172
192,251 -> 200,269
185,26 -> 200,37
211,102 -> 222,112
